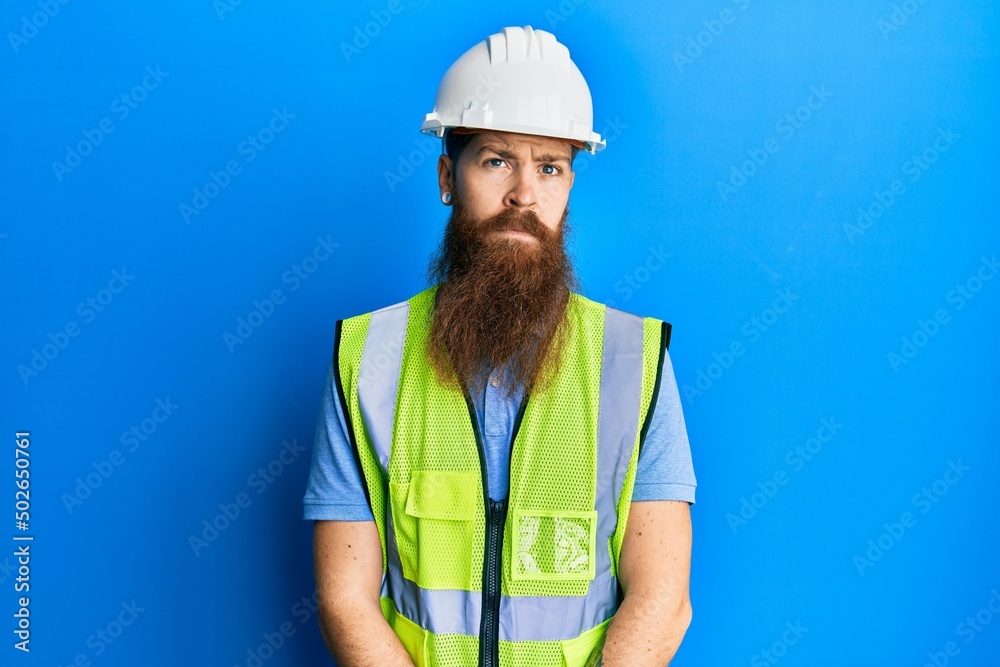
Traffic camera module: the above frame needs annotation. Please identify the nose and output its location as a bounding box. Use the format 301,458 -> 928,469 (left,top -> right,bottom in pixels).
503,167 -> 538,211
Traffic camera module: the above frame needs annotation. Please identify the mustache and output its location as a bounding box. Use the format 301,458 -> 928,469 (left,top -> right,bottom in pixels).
478,207 -> 548,239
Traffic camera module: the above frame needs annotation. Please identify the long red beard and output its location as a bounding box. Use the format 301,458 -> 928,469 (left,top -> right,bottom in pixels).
425,190 -> 579,398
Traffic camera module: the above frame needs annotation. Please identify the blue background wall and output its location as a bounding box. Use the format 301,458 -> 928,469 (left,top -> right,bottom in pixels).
3,1 -> 999,665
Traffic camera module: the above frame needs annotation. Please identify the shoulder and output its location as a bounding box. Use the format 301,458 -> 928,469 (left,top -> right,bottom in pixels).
570,290 -> 668,323
569,291 -> 672,350
338,286 -> 439,352
341,285 -> 437,325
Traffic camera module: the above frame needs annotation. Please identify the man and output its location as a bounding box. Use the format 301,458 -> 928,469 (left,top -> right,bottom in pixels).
303,26 -> 695,666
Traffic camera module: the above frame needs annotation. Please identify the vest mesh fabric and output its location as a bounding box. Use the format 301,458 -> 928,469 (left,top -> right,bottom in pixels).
504,291 -> 601,597
390,286 -> 487,591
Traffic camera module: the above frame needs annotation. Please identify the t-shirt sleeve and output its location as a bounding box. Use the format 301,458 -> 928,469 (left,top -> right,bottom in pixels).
632,346 -> 697,504
302,357 -> 376,521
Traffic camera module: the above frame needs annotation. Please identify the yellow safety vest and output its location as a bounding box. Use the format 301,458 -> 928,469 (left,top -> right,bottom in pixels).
332,284 -> 670,666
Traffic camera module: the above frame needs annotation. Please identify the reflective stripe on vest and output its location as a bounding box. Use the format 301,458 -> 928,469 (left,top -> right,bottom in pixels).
337,285 -> 669,666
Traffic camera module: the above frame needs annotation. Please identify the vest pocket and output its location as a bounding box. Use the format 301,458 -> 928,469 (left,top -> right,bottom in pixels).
390,470 -> 479,590
386,599 -> 431,665
510,508 -> 598,582
560,616 -> 611,666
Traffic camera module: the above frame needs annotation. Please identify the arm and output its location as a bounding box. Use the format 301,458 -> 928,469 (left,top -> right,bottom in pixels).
601,500 -> 693,666
313,519 -> 416,666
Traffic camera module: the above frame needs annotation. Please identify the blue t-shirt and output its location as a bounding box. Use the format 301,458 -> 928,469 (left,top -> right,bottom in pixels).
303,343 -> 696,521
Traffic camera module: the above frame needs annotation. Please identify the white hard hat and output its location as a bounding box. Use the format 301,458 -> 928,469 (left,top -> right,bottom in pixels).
421,25 -> 606,155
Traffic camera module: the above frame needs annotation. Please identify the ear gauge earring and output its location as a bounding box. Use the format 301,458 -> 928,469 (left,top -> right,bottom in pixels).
442,191 -> 452,205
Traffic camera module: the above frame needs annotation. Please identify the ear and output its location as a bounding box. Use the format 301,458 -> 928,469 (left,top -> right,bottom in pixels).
437,153 -> 455,201
569,168 -> 575,190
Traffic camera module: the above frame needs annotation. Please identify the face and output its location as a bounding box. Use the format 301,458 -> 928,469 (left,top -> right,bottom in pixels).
426,130 -> 580,397
437,130 -> 576,240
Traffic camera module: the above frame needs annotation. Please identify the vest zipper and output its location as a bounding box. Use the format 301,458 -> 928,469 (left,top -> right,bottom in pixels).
462,384 -> 529,667
482,498 -> 506,667
461,386 -> 498,667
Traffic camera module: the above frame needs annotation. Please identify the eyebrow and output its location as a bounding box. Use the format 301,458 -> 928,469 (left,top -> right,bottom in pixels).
476,144 -> 572,166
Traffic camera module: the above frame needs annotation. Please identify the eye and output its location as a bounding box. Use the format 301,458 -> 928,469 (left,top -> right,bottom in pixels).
541,164 -> 560,175
486,158 -> 506,168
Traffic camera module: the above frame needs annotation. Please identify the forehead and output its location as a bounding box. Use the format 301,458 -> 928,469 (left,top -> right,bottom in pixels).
466,130 -> 574,161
